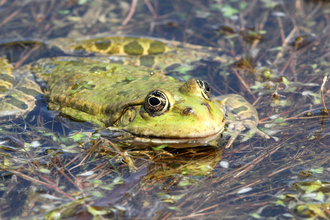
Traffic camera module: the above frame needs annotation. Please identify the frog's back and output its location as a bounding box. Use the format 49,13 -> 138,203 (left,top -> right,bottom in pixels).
32,57 -> 181,127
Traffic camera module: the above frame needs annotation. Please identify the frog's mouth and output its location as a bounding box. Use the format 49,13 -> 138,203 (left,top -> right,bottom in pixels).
126,127 -> 224,145
99,126 -> 224,146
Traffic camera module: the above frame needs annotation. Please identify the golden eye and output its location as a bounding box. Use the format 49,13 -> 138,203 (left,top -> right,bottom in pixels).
144,90 -> 169,115
196,79 -> 211,100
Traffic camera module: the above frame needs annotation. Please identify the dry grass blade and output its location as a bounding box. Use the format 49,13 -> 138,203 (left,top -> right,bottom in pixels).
321,76 -> 329,115
4,169 -> 74,200
122,0 -> 138,25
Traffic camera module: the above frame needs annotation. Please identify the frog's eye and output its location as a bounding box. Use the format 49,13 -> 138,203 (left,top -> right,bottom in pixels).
144,90 -> 169,115
196,79 -> 211,100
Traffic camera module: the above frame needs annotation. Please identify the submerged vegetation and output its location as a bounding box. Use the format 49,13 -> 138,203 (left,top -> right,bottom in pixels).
1,0 -> 330,219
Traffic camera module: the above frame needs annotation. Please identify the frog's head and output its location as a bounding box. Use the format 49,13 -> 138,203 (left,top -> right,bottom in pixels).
115,78 -> 225,145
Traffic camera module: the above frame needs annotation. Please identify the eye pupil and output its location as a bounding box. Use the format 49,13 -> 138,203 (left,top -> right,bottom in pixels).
204,82 -> 210,92
144,90 -> 169,115
149,97 -> 160,106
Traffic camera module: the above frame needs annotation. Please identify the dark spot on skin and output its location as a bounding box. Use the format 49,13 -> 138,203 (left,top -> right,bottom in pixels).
40,63 -> 59,74
148,42 -> 165,54
0,74 -> 14,84
0,85 -> 9,93
95,39 -> 112,50
89,66 -> 107,72
73,46 -> 87,54
116,91 -> 129,96
81,104 -> 89,113
246,116 -> 257,122
232,106 -> 248,114
164,63 -> 180,71
182,108 -> 194,115
70,81 -> 95,96
124,41 -> 144,55
6,96 -> 28,109
16,87 -> 42,97
140,56 -> 155,67
222,118 -> 225,123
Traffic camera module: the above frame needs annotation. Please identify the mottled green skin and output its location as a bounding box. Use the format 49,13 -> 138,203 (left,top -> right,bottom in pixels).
32,57 -> 225,141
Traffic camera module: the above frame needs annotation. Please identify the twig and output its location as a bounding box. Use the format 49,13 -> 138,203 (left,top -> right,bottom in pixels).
14,44 -> 42,69
232,68 -> 256,100
122,0 -> 138,26
56,166 -> 83,191
143,0 -> 156,18
276,16 -> 285,45
321,76 -> 329,114
4,169 -> 74,200
69,139 -> 101,171
0,8 -> 22,28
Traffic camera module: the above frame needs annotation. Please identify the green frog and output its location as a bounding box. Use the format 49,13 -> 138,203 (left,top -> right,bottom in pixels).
0,36 -> 269,148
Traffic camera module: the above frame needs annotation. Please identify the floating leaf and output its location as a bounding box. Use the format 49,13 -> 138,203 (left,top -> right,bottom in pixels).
90,191 -> 104,198
38,168 -> 51,174
314,191 -> 325,202
152,144 -> 168,151
250,212 -> 262,219
57,10 -> 70,15
78,0 -> 89,5
221,5 -> 239,18
273,199 -> 286,207
69,133 -> 87,142
87,205 -> 110,216
295,180 -> 322,193
125,76 -> 136,81
269,46 -> 283,51
310,64 -> 318,70
310,167 -> 324,174
173,65 -> 195,74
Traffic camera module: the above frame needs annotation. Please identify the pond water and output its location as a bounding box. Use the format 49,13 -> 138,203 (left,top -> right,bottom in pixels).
1,0 -> 330,219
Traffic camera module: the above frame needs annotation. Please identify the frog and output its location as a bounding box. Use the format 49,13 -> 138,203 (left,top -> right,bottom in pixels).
0,36 -> 269,148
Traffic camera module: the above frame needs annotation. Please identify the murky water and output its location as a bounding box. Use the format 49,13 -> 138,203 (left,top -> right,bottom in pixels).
1,0 -> 330,219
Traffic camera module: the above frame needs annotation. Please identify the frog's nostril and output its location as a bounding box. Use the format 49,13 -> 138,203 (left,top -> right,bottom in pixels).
182,108 -> 194,115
